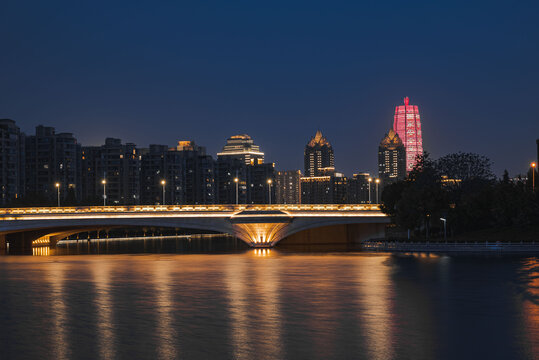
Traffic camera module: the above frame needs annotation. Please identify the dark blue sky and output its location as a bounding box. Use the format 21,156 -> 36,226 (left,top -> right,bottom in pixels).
1,0 -> 538,176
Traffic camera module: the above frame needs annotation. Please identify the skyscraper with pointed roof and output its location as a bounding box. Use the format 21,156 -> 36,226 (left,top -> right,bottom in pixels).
378,128 -> 406,186
304,130 -> 335,177
393,97 -> 423,172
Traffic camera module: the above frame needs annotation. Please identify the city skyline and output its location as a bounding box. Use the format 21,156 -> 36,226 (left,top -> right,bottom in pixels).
3,107 -> 537,180
1,1 -> 538,177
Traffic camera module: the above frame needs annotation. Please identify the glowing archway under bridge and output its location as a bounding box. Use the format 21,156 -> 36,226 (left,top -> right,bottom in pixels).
0,204 -> 389,252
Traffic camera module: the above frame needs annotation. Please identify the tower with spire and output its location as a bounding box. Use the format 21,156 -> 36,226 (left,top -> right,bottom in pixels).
393,96 -> 423,172
378,128 -> 406,185
304,130 -> 335,177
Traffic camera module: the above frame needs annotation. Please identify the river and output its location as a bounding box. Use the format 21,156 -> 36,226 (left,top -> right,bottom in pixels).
1,251 -> 538,359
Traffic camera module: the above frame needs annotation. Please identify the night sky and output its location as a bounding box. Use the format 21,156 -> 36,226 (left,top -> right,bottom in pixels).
1,0 -> 538,176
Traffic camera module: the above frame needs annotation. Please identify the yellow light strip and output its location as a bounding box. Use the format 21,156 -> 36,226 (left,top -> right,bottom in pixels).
0,204 -> 380,215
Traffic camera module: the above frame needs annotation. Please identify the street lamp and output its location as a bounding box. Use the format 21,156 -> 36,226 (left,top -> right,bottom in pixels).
532,162 -> 536,192
375,178 -> 380,204
440,218 -> 447,241
161,179 -> 166,205
55,183 -> 60,207
368,177 -> 372,204
267,179 -> 272,205
101,179 -> 107,206
234,177 -> 239,205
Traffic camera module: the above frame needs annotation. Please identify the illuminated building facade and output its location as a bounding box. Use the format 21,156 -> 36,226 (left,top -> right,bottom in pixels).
302,131 -> 348,203
304,130 -> 335,177
275,170 -> 301,204
393,97 -> 423,172
216,135 -> 274,204
378,129 -> 406,186
25,125 -> 82,203
0,119 -> 25,205
217,134 -> 264,166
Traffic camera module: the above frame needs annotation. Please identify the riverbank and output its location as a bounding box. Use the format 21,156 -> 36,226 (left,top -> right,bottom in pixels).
362,241 -> 539,253
370,224 -> 539,253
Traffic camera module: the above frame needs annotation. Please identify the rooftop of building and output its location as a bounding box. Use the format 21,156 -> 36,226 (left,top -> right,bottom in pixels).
307,130 -> 331,147
380,128 -> 404,147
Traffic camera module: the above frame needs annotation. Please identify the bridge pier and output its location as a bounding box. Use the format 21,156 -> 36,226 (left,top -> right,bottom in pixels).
0,234 -> 6,255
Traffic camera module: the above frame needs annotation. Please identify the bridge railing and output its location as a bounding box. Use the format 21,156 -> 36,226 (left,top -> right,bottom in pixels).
0,204 -> 381,216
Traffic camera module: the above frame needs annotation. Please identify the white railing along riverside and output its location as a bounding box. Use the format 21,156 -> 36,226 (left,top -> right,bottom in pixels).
362,241 -> 539,251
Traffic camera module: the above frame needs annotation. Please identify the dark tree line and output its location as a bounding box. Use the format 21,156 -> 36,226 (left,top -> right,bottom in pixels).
381,152 -> 539,239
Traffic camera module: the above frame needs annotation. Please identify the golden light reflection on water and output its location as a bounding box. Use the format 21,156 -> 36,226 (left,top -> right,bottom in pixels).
226,253 -> 282,359
4,253 -> 538,359
520,258 -> 539,357
47,262 -> 69,360
92,261 -> 115,360
253,253 -> 282,359
355,256 -> 394,360
32,246 -> 50,256
226,257 -> 250,360
252,248 -> 272,257
153,259 -> 178,360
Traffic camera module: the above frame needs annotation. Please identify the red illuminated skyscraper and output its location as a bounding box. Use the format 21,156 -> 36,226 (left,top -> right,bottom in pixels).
393,97 -> 423,172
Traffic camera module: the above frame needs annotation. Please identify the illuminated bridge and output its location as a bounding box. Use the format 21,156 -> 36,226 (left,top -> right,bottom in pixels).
0,204 -> 389,253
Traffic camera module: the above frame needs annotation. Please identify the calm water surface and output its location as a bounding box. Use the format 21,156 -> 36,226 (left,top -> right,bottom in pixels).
1,252 -> 539,360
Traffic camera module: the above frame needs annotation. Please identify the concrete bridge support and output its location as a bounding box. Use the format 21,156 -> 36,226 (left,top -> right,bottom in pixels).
0,234 -> 6,255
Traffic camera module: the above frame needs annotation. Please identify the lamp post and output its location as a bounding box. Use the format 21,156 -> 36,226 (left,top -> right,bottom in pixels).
532,162 -> 536,192
55,183 -> 60,207
375,178 -> 380,204
161,179 -> 166,205
234,177 -> 239,205
368,177 -> 372,204
101,179 -> 106,206
267,179 -> 272,205
440,218 -> 447,241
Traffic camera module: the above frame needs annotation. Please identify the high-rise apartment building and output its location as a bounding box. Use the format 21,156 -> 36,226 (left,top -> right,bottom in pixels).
0,119 -> 25,205
300,175 -> 332,204
304,130 -> 334,177
300,172 -> 347,204
378,129 -> 406,186
174,141 -> 215,204
140,145 -> 183,205
275,170 -> 301,204
81,138 -> 140,205
217,134 -> 264,166
25,125 -> 82,203
393,97 -> 423,172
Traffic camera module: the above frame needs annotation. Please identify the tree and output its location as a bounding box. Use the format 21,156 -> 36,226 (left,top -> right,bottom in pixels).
435,152 -> 495,182
380,153 -> 446,238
